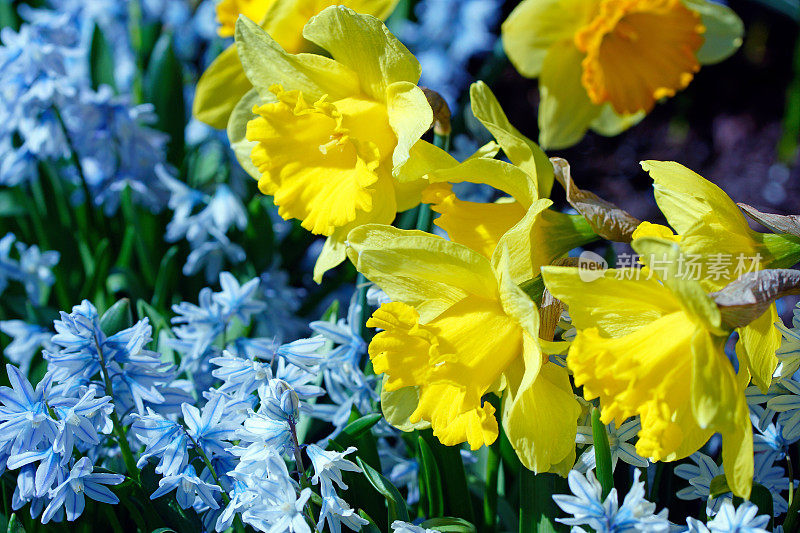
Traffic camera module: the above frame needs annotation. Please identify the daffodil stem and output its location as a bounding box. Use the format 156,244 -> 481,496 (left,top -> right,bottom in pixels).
591,407 -> 614,500
483,406 -> 501,532
415,131 -> 451,233
519,470 -> 559,533
789,454 -> 795,507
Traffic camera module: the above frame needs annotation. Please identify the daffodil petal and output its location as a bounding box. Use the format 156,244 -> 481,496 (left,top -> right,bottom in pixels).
387,81 -> 433,170
346,225 -> 499,322
500,0 -> 597,78
235,15 -> 360,102
470,81 -> 554,197
194,44 -> 254,129
683,0 -> 744,64
735,304 -> 780,393
227,88 -> 263,181
538,39 -> 602,150
721,416 -> 754,499
503,360 -> 581,473
589,103 -> 645,137
541,266 -> 681,337
302,5 -> 420,101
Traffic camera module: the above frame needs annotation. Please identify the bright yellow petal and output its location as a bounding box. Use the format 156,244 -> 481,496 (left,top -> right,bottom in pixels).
380,383 -> 430,432
721,415 -> 754,499
386,81 -> 433,170
689,328 -> 740,430
735,304 -> 780,393
538,40 -> 602,150
503,355 -> 580,473
423,185 -> 527,259
427,157 -> 538,206
541,266 -> 681,337
642,160 -> 754,243
346,225 -> 498,322
235,15 -> 360,101
469,81 -> 554,197
302,5 -> 421,101
393,139 -> 459,184
501,0 -> 598,78
194,45 -> 254,129
217,0 -> 276,37
631,221 -> 680,242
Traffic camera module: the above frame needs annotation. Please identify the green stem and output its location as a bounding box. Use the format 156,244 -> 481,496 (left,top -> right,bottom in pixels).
787,469 -> 800,533
483,417 -> 501,532
591,407 -> 614,500
779,32 -> 800,164
94,333 -> 139,483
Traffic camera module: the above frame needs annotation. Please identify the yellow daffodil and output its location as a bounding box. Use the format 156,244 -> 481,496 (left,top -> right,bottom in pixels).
542,236 -> 754,498
637,161 -> 800,393
501,0 -> 743,149
195,0 -> 400,128
227,7 -> 453,282
347,222 -> 581,474
420,82 -> 598,283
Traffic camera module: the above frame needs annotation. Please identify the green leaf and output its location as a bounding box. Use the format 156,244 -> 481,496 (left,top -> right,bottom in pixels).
421,517 -> 477,533
750,483 -> 774,530
519,470 -> 563,533
6,513 -> 25,533
144,34 -> 185,165
152,246 -> 179,310
420,430 -> 476,524
329,441 -> 387,531
357,457 -> 410,524
709,474 -> 730,499
418,436 -> 444,518
0,190 -> 27,217
0,0 -> 19,32
357,510 -> 382,533
100,298 -> 133,336
150,529 -> 177,533
90,24 -> 117,91
591,408 -> 614,500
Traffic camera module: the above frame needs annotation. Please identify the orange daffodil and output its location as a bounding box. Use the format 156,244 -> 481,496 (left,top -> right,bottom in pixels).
501,0 -> 744,149
227,7 -> 450,282
346,221 -> 582,474
195,0 -> 400,128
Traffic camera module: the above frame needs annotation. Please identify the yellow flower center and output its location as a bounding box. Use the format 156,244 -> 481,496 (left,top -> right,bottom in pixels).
574,0 -> 705,114
246,85 -> 397,235
215,0 -> 277,37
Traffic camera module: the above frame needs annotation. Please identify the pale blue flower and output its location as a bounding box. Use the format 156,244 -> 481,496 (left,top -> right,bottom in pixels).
306,444 -> 361,496
0,320 -> 53,375
317,491 -> 369,533
766,377 -> 800,440
131,409 -> 189,476
0,365 -> 56,457
14,241 -> 59,305
210,350 -> 273,395
553,469 -> 670,532
575,418 -> 648,473
41,457 -> 123,523
150,463 -> 221,510
391,521 -> 441,533
674,451 -> 729,516
687,500 -> 770,532
182,394 -> 238,458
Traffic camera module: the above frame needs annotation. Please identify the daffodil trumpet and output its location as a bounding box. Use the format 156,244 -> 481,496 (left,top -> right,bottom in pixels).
501,0 -> 744,149
226,6 -> 459,282
347,221 -> 582,475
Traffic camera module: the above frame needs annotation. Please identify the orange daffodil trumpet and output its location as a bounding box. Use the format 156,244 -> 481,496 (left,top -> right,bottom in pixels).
227,7 -> 449,282
346,222 -> 582,474
196,0 -> 400,128
501,0 -> 744,149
